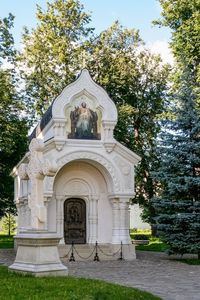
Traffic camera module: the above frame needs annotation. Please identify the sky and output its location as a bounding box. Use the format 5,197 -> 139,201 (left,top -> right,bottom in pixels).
0,0 -> 174,64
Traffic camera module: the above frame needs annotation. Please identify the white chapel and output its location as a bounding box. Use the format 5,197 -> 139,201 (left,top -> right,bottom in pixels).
10,69 -> 141,276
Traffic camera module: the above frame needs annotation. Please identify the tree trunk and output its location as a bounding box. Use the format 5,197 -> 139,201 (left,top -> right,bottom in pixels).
8,214 -> 11,236
151,224 -> 157,237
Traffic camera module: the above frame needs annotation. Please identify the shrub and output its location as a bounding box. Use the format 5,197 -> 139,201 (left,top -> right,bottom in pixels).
131,234 -> 150,240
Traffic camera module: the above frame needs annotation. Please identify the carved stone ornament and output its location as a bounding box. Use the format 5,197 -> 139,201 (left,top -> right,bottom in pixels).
104,142 -> 116,153
42,159 -> 58,176
114,156 -> 131,175
18,163 -> 29,180
57,151 -> 120,192
29,138 -> 44,153
52,69 -> 118,125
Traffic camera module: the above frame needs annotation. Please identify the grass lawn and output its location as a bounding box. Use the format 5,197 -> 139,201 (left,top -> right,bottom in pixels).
0,234 -> 14,249
0,266 -> 162,300
136,240 -> 169,252
176,258 -> 200,265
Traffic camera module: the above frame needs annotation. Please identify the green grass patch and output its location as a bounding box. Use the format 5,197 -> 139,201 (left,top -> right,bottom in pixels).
130,228 -> 152,235
0,234 -> 14,249
176,258 -> 200,265
136,240 -> 169,252
0,266 -> 162,300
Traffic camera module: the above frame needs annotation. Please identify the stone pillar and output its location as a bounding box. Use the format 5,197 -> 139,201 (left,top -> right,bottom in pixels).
9,232 -> 68,276
56,196 -> 65,244
88,196 -> 98,243
110,195 -> 136,260
24,199 -> 29,229
20,200 -> 25,231
16,203 -> 20,233
110,198 -> 121,244
119,197 -> 131,244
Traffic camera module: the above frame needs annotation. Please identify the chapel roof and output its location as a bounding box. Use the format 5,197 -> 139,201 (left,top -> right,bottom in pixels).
28,69 -> 116,143
28,102 -> 53,142
28,70 -> 86,142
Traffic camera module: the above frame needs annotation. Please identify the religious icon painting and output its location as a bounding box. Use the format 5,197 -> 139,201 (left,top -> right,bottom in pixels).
68,102 -> 101,140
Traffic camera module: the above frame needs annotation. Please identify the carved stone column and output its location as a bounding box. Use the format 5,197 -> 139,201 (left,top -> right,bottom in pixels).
20,200 -> 25,231
24,199 -> 29,228
110,198 -> 121,244
16,203 -> 21,232
88,196 -> 98,243
56,196 -> 65,244
119,197 -> 131,244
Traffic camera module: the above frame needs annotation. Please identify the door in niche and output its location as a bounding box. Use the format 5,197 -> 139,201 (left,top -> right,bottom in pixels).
64,198 -> 86,244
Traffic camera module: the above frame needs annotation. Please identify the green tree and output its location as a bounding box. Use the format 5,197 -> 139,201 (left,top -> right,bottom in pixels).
153,70 -> 200,258
19,0 -> 93,117
0,14 -> 28,218
2,213 -> 16,236
152,0 -> 200,255
85,22 -> 170,225
19,2 -> 170,227
155,0 -> 200,101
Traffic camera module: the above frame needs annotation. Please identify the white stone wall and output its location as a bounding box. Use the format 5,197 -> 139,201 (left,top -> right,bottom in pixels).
13,69 -> 141,248
130,204 -> 151,229
53,161 -> 112,244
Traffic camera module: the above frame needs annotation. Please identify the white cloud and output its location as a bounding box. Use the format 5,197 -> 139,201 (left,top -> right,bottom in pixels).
146,40 -> 175,65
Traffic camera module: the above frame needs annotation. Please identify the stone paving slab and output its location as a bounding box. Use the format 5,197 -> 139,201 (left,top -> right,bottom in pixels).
0,249 -> 200,300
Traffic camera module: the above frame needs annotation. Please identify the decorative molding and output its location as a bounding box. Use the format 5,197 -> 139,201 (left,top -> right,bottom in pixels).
53,119 -> 67,151
29,138 -> 44,153
114,156 -> 131,175
52,69 -> 118,125
42,159 -> 58,176
103,142 -> 116,153
56,151 -> 120,192
18,163 -> 29,180
115,141 -> 141,165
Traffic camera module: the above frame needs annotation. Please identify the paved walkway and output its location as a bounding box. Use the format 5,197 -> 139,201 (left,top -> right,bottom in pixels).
0,249 -> 200,300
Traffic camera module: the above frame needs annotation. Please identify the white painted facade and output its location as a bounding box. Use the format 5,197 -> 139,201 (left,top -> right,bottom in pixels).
10,70 -> 141,275
130,204 -> 151,230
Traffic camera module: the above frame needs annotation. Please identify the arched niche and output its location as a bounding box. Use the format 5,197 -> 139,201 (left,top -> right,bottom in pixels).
48,160 -> 113,243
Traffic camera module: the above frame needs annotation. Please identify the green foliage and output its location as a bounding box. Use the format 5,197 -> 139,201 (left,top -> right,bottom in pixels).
152,0 -> 200,259
0,14 -> 28,218
85,22 -> 170,224
152,70 -> 200,257
155,0 -> 200,67
156,0 -> 200,103
136,241 -> 169,252
176,258 -> 200,265
20,0 -> 94,117
0,13 -> 16,63
130,234 -> 150,240
0,234 -> 14,249
130,228 -> 152,234
18,2 -> 170,227
0,266 -> 162,300
1,213 -> 16,236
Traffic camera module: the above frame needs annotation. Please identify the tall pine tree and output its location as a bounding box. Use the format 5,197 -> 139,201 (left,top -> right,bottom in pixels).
153,69 -> 200,258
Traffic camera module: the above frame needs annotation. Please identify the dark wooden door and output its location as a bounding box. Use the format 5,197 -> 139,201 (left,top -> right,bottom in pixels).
64,198 -> 86,244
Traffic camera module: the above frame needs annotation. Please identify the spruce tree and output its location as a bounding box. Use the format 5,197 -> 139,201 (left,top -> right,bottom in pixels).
153,69 -> 200,258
